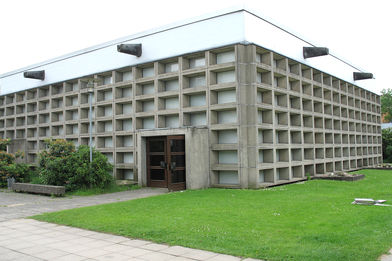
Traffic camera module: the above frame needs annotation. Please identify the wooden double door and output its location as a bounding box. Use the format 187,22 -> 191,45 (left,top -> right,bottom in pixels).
146,135 -> 186,191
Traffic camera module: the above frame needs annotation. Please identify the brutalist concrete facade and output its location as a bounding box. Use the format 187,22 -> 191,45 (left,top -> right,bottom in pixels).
0,9 -> 382,189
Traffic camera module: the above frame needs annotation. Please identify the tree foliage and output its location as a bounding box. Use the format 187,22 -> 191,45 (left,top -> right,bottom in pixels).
0,138 -> 33,187
382,128 -> 392,163
39,139 -> 113,191
381,89 -> 392,122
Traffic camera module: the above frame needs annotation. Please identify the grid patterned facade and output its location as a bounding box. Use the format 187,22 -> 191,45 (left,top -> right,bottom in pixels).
0,44 -> 382,188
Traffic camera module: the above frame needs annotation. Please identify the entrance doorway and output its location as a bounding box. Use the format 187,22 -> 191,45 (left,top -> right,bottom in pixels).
146,135 -> 185,191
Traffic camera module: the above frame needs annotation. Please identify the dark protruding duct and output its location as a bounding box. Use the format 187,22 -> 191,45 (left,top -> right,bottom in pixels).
353,72 -> 373,81
23,70 -> 45,80
117,44 -> 142,57
303,47 -> 329,59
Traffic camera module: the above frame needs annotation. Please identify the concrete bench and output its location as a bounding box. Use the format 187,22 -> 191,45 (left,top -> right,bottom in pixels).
12,183 -> 65,196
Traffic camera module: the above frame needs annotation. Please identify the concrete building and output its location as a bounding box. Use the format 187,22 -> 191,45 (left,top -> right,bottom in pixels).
0,8 -> 382,190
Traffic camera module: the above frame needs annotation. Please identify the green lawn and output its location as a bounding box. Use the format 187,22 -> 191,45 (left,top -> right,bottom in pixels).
32,169 -> 392,261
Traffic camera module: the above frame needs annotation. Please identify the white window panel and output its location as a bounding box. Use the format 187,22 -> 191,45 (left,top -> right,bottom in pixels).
104,91 -> 113,100
122,71 -> 133,81
217,90 -> 236,104
256,72 -> 262,83
103,75 -> 112,85
216,51 -> 235,64
257,110 -> 263,124
217,70 -> 235,84
72,125 -> 78,134
189,75 -> 206,88
71,97 -> 78,106
124,169 -> 134,179
165,97 -> 179,109
165,79 -> 179,91
123,103 -> 132,114
166,115 -> 179,128
218,171 -> 238,184
123,136 -> 133,147
190,94 -> 206,107
104,137 -> 113,147
142,67 -> 154,77
143,117 -> 155,129
218,110 -> 237,124
273,77 -> 279,88
142,100 -> 155,112
142,83 -> 155,94
123,119 -> 132,131
255,53 -> 262,63
257,91 -> 262,103
122,88 -> 132,98
104,106 -> 113,116
104,121 -> 113,132
189,57 -> 205,68
72,111 -> 78,120
124,153 -> 134,164
72,82 -> 78,91
165,62 -> 179,73
259,151 -> 264,163
190,112 -> 206,126
218,130 -> 237,144
218,150 -> 237,164
259,170 -> 265,183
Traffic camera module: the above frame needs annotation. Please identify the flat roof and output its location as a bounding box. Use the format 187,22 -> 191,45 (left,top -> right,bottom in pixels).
0,6 -> 376,95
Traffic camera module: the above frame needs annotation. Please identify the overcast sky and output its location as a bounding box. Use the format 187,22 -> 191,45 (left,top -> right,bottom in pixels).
0,0 -> 390,94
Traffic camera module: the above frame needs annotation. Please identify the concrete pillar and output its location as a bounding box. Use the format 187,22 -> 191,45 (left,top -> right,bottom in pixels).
236,44 -> 259,189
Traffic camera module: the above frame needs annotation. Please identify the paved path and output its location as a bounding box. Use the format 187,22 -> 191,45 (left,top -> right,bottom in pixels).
0,188 -> 168,221
0,219 -> 260,261
381,250 -> 392,261
0,189 -> 262,261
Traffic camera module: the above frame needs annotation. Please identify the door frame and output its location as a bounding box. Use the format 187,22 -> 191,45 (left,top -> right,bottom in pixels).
146,136 -> 168,188
137,128 -> 209,190
146,135 -> 186,191
166,135 -> 186,191
145,135 -> 186,191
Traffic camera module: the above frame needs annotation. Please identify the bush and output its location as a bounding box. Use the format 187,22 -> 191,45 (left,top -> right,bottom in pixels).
0,139 -> 33,187
0,138 -> 10,151
382,128 -> 392,163
39,139 -> 113,191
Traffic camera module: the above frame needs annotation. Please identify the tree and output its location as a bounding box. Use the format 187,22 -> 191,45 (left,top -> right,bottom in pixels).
381,89 -> 392,122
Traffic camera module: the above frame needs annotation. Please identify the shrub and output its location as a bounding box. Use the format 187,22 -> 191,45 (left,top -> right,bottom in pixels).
382,128 -> 392,163
39,139 -> 113,191
0,139 -> 33,187
0,138 -> 11,151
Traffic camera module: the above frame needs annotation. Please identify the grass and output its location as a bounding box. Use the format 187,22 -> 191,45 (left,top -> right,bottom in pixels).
32,169 -> 392,261
66,183 -> 140,196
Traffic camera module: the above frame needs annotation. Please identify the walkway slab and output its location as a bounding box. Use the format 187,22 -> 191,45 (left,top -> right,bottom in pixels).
0,219 -> 263,261
0,189 -> 264,260
0,188 -> 167,220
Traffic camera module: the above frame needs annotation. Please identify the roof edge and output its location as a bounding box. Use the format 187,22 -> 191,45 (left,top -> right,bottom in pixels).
0,5 -> 247,78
